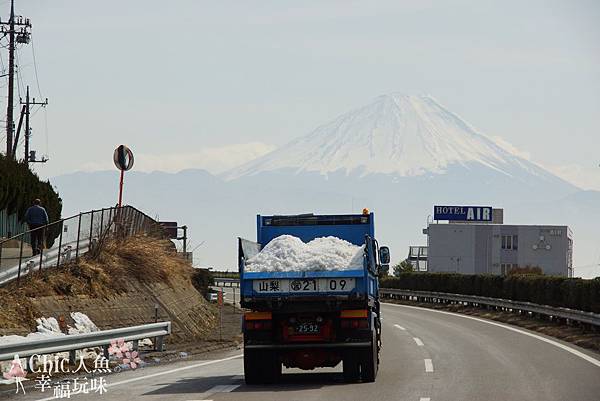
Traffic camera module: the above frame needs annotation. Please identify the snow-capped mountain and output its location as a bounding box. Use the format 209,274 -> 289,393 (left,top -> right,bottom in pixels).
225,94 -> 560,182
53,93 -> 598,277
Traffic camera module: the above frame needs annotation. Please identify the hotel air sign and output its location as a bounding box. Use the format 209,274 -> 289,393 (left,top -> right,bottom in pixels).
434,205 -> 492,222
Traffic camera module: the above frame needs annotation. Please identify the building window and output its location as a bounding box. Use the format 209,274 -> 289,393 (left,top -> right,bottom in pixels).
501,235 -> 518,250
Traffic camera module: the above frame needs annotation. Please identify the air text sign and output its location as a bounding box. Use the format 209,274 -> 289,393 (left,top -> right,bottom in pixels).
434,205 -> 492,222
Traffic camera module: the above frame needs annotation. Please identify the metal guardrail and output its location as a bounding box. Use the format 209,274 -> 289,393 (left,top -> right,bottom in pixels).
213,277 -> 240,288
0,205 -> 166,287
0,321 -> 171,362
380,288 -> 600,327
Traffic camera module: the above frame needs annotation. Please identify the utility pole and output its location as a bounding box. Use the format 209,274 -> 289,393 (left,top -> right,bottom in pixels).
0,0 -> 31,159
20,85 -> 48,165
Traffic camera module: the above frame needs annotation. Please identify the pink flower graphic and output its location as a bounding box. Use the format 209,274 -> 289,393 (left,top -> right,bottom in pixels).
108,338 -> 129,358
108,338 -> 143,369
123,350 -> 141,369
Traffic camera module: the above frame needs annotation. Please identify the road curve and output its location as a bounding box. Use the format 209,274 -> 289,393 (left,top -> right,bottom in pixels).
8,303 -> 600,401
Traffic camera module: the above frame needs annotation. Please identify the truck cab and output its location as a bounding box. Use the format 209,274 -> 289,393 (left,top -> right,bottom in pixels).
238,213 -> 390,384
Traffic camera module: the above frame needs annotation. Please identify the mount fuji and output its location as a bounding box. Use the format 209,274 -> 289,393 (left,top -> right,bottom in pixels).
225,94 -> 571,192
52,94 -> 598,277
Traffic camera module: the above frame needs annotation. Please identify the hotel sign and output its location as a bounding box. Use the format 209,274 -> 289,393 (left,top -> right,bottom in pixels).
434,206 -> 492,222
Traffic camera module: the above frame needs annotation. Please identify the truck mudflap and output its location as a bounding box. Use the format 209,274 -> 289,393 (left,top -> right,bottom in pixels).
244,341 -> 372,350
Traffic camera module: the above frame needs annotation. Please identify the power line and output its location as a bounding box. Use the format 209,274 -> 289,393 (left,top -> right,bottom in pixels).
1,0 -> 32,158
30,35 -> 41,97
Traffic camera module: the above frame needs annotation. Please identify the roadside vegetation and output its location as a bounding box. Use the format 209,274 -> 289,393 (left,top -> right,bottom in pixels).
0,155 -> 62,243
0,235 -> 214,336
381,272 -> 600,313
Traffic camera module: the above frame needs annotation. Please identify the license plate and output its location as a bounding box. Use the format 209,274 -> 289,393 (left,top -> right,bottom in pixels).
295,322 -> 320,334
253,278 -> 355,294
290,279 -> 317,292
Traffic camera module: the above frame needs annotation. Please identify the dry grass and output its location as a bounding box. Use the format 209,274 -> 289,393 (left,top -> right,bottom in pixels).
0,235 -> 196,334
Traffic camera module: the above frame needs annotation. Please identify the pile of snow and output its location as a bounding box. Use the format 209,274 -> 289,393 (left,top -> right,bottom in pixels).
68,312 -> 99,335
245,235 -> 364,272
0,312 -> 102,348
0,317 -> 65,347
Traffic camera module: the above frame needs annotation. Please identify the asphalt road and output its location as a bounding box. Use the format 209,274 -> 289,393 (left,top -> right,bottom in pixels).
6,303 -> 600,401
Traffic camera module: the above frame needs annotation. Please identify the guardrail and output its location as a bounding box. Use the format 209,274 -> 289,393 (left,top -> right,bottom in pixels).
214,277 -> 240,288
0,205 -> 165,287
380,288 -> 600,327
0,321 -> 171,363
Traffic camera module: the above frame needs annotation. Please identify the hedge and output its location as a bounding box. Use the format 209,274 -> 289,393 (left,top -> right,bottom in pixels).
380,273 -> 600,314
0,155 -> 62,246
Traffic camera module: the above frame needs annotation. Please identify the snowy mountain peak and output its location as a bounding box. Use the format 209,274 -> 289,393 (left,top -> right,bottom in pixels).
225,93 -> 550,180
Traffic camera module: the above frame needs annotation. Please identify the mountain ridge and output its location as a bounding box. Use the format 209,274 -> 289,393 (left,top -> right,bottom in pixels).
224,93 -> 569,187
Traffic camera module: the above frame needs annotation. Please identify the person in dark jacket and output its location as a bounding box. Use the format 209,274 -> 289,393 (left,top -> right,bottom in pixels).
24,199 -> 49,255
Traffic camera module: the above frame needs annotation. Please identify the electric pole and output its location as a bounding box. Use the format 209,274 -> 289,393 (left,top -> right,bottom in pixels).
20,86 -> 48,165
0,0 -> 31,159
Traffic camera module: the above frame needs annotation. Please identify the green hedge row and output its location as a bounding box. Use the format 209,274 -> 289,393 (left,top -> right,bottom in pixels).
0,155 -> 62,245
381,273 -> 600,314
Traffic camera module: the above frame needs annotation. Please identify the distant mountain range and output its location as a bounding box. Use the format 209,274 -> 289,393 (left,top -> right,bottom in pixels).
51,94 -> 599,278
226,94 -> 572,186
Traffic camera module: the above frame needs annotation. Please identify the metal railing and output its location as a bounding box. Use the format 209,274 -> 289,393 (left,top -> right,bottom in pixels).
213,277 -> 241,288
0,208 -> 28,241
380,288 -> 600,327
0,321 -> 171,363
0,205 -> 165,286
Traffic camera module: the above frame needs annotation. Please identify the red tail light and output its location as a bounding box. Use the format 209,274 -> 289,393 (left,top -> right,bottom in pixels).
340,319 -> 369,329
246,320 -> 272,331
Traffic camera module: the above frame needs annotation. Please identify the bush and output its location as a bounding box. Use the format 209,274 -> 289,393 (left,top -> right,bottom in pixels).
192,268 -> 214,295
380,272 -> 600,313
0,155 -> 62,246
392,260 -> 414,276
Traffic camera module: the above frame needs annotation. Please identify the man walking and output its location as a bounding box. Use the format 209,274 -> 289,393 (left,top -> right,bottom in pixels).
24,199 -> 49,255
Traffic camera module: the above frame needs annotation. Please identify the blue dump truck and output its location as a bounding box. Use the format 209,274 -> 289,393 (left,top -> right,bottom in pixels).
238,213 -> 390,384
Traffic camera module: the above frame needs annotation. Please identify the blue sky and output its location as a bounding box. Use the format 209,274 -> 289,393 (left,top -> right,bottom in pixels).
5,0 -> 600,188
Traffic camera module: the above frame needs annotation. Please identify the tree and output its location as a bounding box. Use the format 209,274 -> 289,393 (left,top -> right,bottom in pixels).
393,260 -> 414,276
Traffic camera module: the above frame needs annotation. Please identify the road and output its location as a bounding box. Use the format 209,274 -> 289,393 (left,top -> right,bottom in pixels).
6,303 -> 600,401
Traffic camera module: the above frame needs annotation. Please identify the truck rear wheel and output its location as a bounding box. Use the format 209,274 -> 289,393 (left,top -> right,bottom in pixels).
244,349 -> 281,385
343,352 -> 360,382
266,351 -> 282,383
244,349 -> 261,385
360,336 -> 379,382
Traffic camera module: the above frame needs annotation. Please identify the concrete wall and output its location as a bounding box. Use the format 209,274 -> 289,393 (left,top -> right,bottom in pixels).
26,277 -> 218,343
428,224 -> 572,276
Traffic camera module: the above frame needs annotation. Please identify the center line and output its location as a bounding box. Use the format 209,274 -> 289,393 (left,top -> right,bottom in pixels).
413,337 -> 424,346
394,324 -> 406,330
419,398 -> 431,401
424,358 -> 434,372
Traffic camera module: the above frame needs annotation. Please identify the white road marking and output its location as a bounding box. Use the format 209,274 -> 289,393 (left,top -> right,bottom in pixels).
424,358 -> 434,372
33,354 -> 244,401
384,302 -> 600,369
207,384 -> 240,393
394,324 -> 407,331
413,337 -> 424,346
420,398 -> 431,401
